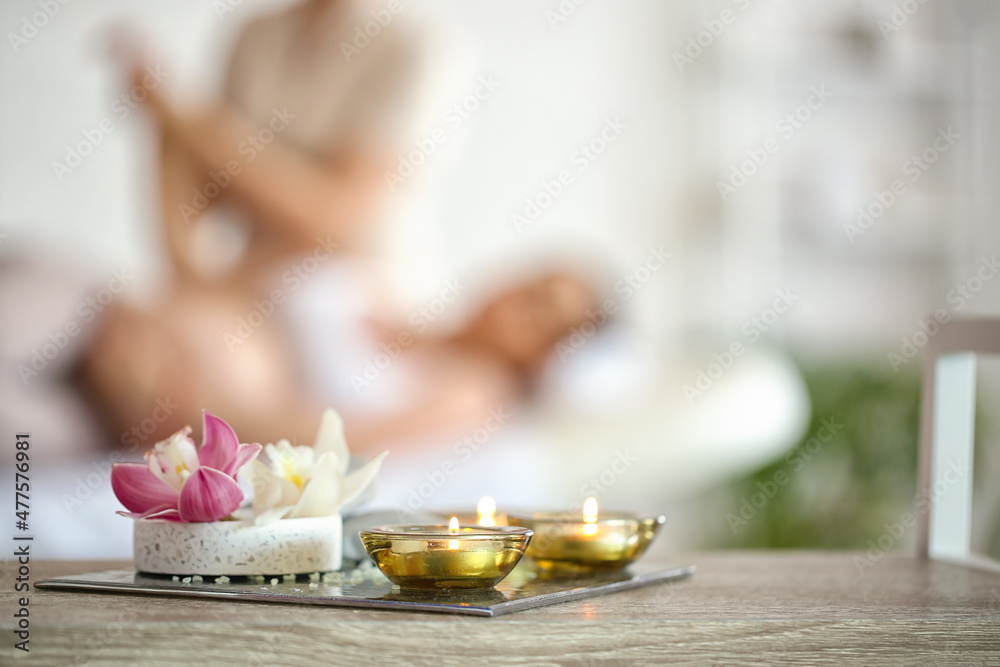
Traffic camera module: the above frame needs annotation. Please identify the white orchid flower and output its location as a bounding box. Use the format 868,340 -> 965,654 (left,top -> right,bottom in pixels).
243,409 -> 387,526
147,428 -> 201,493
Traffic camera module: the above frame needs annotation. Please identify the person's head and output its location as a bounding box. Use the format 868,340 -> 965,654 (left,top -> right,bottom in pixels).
466,272 -> 602,374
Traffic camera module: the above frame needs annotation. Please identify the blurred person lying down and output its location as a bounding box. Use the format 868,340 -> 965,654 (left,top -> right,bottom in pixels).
78,0 -> 599,454
1,0 -> 809,522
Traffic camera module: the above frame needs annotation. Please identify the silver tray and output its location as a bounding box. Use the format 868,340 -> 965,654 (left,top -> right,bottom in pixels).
36,562 -> 695,617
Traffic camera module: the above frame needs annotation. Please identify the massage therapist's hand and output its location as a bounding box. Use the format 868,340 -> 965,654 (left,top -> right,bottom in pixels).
104,23 -> 175,122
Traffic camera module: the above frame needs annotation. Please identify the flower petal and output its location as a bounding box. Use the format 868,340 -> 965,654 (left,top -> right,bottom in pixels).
312,408 -> 349,475
141,507 -> 183,521
287,452 -> 341,519
222,442 -> 262,476
146,428 -> 198,494
254,445 -> 282,479
117,506 -> 184,522
176,430 -> 201,472
337,451 -> 388,515
198,411 -> 239,471
111,463 -> 179,514
178,467 -> 244,522
244,458 -> 285,516
278,478 -> 302,508
253,506 -> 294,526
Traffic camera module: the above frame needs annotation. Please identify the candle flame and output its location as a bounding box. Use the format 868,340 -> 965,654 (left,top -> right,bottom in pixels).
477,496 -> 497,527
448,516 -> 460,549
582,497 -> 598,535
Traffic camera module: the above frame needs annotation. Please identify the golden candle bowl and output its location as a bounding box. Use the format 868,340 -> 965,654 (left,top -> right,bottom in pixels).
359,524 -> 532,590
507,512 -> 665,574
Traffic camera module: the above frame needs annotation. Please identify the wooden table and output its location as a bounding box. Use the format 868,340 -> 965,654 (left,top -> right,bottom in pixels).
3,548 -> 999,665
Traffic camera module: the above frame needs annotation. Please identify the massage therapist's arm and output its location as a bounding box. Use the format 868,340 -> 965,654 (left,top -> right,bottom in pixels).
157,124 -> 211,284
148,86 -> 390,252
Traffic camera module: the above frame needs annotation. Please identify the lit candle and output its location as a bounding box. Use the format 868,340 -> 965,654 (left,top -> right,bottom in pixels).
359,523 -> 532,590
582,496 -> 598,536
448,516 -> 460,550
507,502 -> 665,574
477,496 -> 497,527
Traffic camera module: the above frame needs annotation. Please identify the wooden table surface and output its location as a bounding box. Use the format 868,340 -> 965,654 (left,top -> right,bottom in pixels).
3,548 -> 999,666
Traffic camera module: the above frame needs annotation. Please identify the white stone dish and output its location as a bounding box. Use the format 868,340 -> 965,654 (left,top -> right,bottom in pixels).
133,515 -> 343,576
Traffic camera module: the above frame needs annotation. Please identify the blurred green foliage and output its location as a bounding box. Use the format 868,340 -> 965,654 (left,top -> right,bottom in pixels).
712,361 -> 926,549
708,359 -> 1000,551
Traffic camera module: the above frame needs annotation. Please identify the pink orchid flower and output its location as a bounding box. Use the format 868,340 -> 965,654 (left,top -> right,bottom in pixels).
111,411 -> 261,522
